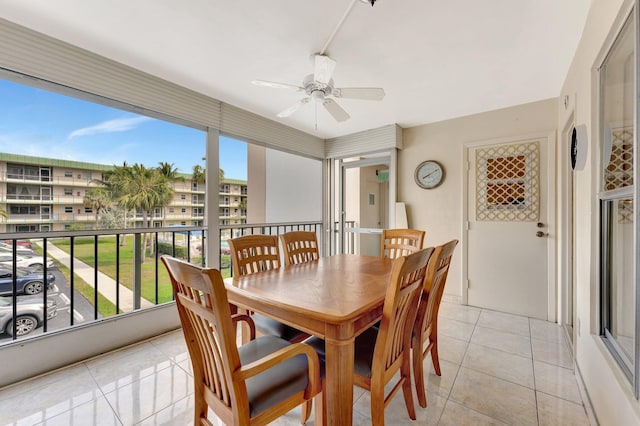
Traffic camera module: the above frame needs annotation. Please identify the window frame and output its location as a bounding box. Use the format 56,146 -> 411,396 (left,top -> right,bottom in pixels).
598,4 -> 640,398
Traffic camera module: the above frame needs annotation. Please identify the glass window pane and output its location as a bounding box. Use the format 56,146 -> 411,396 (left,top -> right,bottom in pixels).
599,11 -> 637,387
604,198 -> 636,366
602,16 -> 635,190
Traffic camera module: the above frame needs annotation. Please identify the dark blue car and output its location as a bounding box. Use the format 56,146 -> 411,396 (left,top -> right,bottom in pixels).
0,267 -> 56,296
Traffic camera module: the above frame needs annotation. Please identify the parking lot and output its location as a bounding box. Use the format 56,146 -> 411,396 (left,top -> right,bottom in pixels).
0,268 -> 96,342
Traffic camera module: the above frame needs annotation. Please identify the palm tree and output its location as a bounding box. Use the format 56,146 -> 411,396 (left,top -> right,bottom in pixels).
191,164 -> 225,186
116,164 -> 173,262
157,162 -> 184,227
192,164 -> 205,186
83,187 -> 112,229
157,162 -> 185,183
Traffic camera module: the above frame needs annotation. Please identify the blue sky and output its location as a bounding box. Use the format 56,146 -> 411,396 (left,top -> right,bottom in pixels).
0,78 -> 248,179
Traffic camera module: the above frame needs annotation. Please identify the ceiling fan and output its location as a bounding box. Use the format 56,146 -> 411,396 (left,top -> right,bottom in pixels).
252,54 -> 385,123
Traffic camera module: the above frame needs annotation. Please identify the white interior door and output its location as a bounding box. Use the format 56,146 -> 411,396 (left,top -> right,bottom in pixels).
465,134 -> 555,320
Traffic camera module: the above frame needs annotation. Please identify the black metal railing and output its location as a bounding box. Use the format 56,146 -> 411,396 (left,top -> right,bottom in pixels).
0,226 -> 206,344
219,221 -> 323,277
0,222 -> 338,345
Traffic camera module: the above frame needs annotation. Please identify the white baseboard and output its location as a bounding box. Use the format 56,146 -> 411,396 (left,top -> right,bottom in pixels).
574,361 -> 599,426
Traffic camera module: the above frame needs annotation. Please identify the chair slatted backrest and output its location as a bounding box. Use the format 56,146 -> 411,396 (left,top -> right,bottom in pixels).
411,239 -> 458,408
421,239 -> 458,336
280,231 -> 319,266
228,235 -> 280,276
374,247 -> 433,374
380,229 -> 426,259
161,256 -> 243,425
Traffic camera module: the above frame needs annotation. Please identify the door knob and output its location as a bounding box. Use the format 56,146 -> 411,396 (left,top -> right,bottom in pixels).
536,231 -> 546,238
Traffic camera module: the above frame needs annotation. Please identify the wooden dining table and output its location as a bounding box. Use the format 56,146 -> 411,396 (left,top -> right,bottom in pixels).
225,254 -> 393,426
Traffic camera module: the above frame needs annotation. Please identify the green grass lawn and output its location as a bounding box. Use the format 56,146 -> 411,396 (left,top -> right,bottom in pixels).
57,262 -> 119,318
34,245 -> 118,318
53,236 -> 175,304
50,235 -> 231,307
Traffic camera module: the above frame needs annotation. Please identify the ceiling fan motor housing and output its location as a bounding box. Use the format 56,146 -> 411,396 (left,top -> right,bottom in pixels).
303,74 -> 333,101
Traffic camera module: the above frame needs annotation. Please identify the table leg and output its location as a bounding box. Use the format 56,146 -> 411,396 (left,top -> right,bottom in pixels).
323,337 -> 354,426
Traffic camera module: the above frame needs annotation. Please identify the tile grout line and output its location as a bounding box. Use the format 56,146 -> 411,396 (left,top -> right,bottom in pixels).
436,306 -> 479,425
529,317 -> 541,426
84,359 -> 126,426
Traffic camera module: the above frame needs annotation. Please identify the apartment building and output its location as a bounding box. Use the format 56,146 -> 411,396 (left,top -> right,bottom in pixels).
0,153 -> 247,232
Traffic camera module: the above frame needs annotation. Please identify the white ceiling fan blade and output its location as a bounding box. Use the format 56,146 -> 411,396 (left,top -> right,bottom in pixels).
333,87 -> 385,101
252,79 -> 304,91
277,98 -> 309,118
314,55 -> 337,85
322,99 -> 350,122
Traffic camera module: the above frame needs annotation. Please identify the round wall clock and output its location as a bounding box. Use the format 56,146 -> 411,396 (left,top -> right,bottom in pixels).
414,160 -> 444,189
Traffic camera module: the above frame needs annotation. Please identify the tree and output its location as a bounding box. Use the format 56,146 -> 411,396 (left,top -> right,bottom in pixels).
115,164 -> 173,262
191,164 -> 225,185
192,164 -> 205,185
157,162 -> 185,183
83,187 -> 112,229
157,162 -> 184,228
0,205 -> 7,221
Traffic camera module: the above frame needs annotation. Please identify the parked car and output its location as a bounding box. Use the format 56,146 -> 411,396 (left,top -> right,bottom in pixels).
0,242 -> 38,257
0,253 -> 55,271
1,240 -> 33,250
0,267 -> 56,296
0,296 -> 57,336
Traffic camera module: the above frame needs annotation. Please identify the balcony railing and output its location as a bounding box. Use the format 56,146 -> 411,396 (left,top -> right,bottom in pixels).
0,221 -> 326,346
0,226 -> 206,345
219,221 -> 323,277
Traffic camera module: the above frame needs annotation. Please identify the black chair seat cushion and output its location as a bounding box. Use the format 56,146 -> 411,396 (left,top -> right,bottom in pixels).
304,326 -> 379,379
253,313 -> 305,341
239,335 -> 309,417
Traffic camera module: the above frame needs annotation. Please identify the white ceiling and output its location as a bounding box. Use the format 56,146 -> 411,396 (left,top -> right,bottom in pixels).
0,0 -> 591,139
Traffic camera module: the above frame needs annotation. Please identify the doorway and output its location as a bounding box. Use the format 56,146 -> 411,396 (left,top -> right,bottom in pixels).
333,153 -> 393,255
464,133 -> 556,320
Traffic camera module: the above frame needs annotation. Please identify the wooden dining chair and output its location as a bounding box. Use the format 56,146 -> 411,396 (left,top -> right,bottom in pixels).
380,228 -> 426,259
228,234 -> 281,276
161,256 -> 321,426
280,231 -> 319,266
411,239 -> 458,408
306,247 -> 434,426
228,234 -> 308,342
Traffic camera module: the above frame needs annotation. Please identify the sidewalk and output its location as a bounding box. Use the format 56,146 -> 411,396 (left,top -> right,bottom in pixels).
37,241 -> 153,311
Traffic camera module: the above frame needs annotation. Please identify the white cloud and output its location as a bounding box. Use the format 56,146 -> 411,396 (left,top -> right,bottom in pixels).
67,116 -> 152,140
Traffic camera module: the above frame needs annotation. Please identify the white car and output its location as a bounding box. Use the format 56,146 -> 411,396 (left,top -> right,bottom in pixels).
0,253 -> 55,271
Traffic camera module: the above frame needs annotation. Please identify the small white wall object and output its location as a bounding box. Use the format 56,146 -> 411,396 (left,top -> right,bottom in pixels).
395,202 -> 408,228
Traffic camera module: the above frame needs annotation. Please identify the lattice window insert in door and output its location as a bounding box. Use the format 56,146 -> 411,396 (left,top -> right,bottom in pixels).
476,141 -> 539,221
605,127 -> 633,190
605,127 -> 634,224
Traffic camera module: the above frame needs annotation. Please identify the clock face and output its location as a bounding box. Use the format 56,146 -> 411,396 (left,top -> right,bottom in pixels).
415,161 -> 444,189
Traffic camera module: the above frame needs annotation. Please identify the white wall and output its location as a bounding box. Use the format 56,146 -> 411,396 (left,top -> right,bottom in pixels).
264,149 -> 322,223
247,143 -> 266,224
400,98 -> 557,299
557,0 -> 640,424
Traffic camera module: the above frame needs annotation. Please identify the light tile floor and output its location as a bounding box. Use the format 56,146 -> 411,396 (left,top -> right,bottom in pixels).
0,302 -> 592,425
